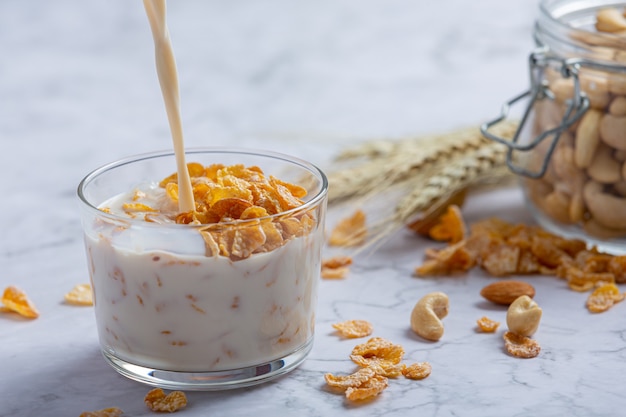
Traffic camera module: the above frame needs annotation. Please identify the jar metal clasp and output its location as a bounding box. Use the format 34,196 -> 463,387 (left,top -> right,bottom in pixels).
480,48 -> 590,178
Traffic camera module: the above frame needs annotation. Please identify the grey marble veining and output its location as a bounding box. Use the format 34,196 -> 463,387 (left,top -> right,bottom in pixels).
3,0 -> 624,416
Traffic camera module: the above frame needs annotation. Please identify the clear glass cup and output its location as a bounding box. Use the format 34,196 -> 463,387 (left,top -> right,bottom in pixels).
77,148 -> 328,390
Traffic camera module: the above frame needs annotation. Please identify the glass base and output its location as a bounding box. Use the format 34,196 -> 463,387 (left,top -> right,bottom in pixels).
101,339 -> 313,391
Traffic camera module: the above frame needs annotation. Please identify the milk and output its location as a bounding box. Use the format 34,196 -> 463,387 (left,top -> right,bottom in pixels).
85,187 -> 322,372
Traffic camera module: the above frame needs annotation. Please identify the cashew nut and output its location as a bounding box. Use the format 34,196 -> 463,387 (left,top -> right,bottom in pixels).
574,108 -> 602,168
410,292 -> 449,341
580,72 -> 611,110
608,73 -> 626,95
600,114 -> 626,151
583,180 -> 626,229
587,143 -> 622,184
595,8 -> 626,32
552,145 -> 586,195
506,295 -> 542,337
543,190 -> 572,224
609,96 -> 626,116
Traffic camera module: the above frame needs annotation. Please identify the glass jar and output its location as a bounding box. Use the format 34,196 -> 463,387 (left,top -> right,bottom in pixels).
482,0 -> 626,253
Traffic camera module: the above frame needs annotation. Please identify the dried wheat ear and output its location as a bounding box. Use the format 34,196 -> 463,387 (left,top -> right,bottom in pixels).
326,120 -> 519,249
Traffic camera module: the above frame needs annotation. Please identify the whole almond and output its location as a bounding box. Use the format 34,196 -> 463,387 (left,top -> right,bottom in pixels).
480,280 -> 536,305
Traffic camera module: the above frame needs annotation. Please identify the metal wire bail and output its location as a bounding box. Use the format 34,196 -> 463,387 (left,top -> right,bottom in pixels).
480,49 -> 590,178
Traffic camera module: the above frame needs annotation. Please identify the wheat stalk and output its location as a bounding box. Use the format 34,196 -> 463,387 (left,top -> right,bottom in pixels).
327,121 -> 516,203
326,121 -> 519,251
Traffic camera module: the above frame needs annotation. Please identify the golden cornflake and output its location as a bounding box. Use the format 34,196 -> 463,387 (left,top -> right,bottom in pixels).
565,267 -> 615,292
428,204 -> 466,244
402,362 -> 432,380
476,316 -> 500,333
324,367 -> 377,389
345,374 -> 389,401
144,388 -> 187,413
503,331 -> 541,359
122,203 -> 156,213
64,283 -> 94,306
368,362 -> 406,378
332,319 -> 374,338
156,163 -> 312,259
79,407 -> 123,417
328,209 -> 367,247
321,267 -> 350,279
1,286 -> 39,319
350,337 -> 404,368
321,256 -> 353,279
415,240 -> 475,276
586,283 -> 625,313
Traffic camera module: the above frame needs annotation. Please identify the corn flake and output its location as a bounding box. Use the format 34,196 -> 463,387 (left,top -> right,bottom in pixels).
1,286 -> 39,318
565,267 -> 615,292
586,283 -> 625,313
328,209 -> 367,247
345,374 -> 389,401
122,203 -> 156,213
415,240 -> 475,276
332,320 -> 373,338
79,407 -> 123,417
321,267 -> 350,279
476,316 -> 500,333
321,256 -> 353,279
367,362 -> 406,378
64,283 -> 94,306
428,204 -> 466,244
402,362 -> 432,380
350,337 -> 404,368
503,331 -> 541,359
144,388 -> 187,413
324,367 -> 376,389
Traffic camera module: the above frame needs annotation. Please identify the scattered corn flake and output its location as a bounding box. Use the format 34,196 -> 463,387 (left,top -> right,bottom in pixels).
428,204 -> 466,244
608,255 -> 626,283
144,388 -> 187,413
79,407 -> 123,417
64,283 -> 94,306
332,320 -> 374,338
565,267 -> 615,292
482,244 -> 520,277
323,256 -> 353,269
1,286 -> 39,319
328,209 -> 367,247
415,240 -> 475,276
324,367 -> 377,389
402,362 -> 432,380
345,374 -> 389,401
503,331 -> 541,359
321,267 -> 350,279
350,337 -> 404,368
586,283 -> 625,313
321,256 -> 353,279
368,362 -> 406,378
476,316 -> 500,333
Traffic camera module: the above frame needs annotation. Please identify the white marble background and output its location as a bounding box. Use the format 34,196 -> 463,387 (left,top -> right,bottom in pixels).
4,0 -> 625,416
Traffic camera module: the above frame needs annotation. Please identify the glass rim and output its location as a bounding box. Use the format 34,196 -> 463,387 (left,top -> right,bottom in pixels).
77,147 -> 329,229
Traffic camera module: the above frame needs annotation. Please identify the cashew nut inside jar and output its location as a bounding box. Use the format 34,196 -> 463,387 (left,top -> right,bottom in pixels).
483,0 -> 626,253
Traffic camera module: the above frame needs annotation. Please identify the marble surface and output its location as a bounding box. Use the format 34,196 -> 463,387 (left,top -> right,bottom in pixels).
3,0 -> 625,416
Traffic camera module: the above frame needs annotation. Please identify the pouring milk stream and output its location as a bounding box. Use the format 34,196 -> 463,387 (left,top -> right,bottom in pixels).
142,0 -> 195,213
